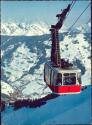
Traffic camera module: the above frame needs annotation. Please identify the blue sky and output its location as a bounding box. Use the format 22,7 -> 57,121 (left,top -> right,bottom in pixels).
1,1 -> 91,28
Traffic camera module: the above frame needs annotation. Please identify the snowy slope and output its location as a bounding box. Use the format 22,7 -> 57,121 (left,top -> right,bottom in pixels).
1,21 -> 91,99
1,81 -> 14,96
1,86 -> 91,125
69,22 -> 91,34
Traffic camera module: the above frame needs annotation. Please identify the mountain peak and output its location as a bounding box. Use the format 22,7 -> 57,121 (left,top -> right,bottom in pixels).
1,21 -> 68,36
1,21 -> 50,36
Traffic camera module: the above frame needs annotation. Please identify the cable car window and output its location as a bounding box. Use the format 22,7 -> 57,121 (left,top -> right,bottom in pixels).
53,71 -> 57,85
44,64 -> 48,82
51,70 -> 53,85
44,64 -> 50,84
63,73 -> 76,85
50,70 -> 52,85
45,65 -> 48,76
48,68 -> 50,83
77,73 -> 81,84
56,73 -> 62,86
64,73 -> 69,76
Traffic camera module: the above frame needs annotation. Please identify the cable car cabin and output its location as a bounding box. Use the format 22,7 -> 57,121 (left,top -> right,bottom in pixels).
44,62 -> 82,94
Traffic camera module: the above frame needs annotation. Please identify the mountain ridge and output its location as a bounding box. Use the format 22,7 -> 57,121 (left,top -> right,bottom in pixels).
1,21 -> 91,36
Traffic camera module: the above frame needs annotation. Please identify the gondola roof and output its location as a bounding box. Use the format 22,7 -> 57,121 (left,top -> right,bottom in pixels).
45,61 -> 81,73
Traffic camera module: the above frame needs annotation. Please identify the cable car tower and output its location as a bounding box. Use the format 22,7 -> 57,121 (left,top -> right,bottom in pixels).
50,4 -> 71,68
44,4 -> 82,94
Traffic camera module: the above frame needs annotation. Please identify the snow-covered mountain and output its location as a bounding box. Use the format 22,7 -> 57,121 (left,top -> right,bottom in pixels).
1,21 -> 91,100
1,22 -> 49,36
1,21 -> 91,36
1,21 -> 68,36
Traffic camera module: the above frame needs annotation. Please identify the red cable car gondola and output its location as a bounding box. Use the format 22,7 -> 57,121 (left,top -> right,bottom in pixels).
44,62 -> 81,94
44,4 -> 82,94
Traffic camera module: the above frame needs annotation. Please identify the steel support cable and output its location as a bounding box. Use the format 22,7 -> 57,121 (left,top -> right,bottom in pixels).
63,18 -> 91,35
66,0 -> 77,18
63,0 -> 77,27
68,3 -> 91,32
77,18 -> 91,34
71,0 -> 76,9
